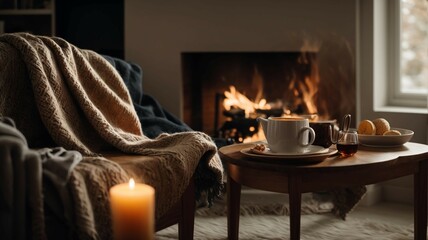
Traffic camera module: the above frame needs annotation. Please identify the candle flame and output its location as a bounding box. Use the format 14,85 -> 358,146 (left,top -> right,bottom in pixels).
129,178 -> 135,189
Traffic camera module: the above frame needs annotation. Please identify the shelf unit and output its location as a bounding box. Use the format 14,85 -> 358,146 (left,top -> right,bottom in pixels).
0,0 -> 55,36
0,0 -> 124,58
55,0 -> 124,58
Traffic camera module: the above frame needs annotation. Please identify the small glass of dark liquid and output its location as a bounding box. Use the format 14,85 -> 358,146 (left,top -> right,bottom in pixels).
336,130 -> 358,157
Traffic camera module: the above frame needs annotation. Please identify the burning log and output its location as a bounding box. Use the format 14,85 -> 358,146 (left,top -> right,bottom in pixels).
255,108 -> 283,118
223,108 -> 245,119
218,118 -> 259,143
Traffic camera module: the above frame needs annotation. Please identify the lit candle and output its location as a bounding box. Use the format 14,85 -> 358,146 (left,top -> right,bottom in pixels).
110,178 -> 155,240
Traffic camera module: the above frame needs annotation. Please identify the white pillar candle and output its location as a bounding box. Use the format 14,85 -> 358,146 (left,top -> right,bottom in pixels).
110,178 -> 155,240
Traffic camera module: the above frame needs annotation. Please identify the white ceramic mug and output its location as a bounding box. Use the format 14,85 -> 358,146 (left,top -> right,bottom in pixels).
257,117 -> 315,153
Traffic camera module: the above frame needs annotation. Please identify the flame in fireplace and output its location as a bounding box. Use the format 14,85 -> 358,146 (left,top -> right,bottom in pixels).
222,63 -> 321,142
223,67 -> 273,118
288,52 -> 321,116
223,60 -> 323,120
223,86 -> 271,118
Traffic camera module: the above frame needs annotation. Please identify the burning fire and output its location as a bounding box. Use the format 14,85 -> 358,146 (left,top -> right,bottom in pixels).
220,41 -> 337,143
288,55 -> 320,116
221,59 -> 323,143
223,86 -> 271,118
222,81 -> 319,143
223,50 -> 323,121
223,67 -> 273,118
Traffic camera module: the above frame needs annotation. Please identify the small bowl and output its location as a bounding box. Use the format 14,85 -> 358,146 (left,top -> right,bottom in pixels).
357,128 -> 414,147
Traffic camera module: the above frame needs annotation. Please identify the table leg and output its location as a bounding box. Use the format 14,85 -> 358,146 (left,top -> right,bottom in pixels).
227,173 -> 241,240
289,175 -> 302,240
414,160 -> 427,240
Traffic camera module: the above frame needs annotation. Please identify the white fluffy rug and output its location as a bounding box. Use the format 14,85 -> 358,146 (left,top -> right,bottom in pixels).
156,191 -> 416,240
156,213 -> 414,240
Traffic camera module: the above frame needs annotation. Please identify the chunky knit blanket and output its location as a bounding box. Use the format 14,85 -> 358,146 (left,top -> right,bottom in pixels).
0,33 -> 224,239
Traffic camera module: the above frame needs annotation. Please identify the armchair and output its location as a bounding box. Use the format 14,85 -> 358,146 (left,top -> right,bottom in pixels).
0,32 -> 224,239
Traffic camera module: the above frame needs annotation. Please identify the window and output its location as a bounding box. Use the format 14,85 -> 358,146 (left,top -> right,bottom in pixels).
389,0 -> 428,108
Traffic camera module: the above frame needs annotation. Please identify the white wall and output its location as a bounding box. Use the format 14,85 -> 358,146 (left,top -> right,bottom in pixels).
125,0 -> 357,118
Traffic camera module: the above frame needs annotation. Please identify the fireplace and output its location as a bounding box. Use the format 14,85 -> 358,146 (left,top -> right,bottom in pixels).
182,50 -> 356,143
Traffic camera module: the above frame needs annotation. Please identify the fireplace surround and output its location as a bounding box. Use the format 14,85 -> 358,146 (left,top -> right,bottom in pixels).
182,50 -> 356,142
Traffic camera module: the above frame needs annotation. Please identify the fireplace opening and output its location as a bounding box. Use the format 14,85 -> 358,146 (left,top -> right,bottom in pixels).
182,51 -> 355,143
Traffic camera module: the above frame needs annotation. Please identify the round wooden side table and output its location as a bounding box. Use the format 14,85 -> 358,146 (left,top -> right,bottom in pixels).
219,142 -> 428,240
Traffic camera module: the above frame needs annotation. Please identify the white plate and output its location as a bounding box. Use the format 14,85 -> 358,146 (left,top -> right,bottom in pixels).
358,128 -> 414,147
240,147 -> 338,163
249,145 -> 328,156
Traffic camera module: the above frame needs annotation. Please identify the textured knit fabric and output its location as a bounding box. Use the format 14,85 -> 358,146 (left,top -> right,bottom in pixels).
0,33 -> 224,239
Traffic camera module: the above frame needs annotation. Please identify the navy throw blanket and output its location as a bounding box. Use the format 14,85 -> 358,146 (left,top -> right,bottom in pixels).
102,55 -> 192,138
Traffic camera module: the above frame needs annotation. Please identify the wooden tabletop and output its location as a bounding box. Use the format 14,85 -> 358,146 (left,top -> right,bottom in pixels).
220,141 -> 428,192
219,141 -> 428,171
